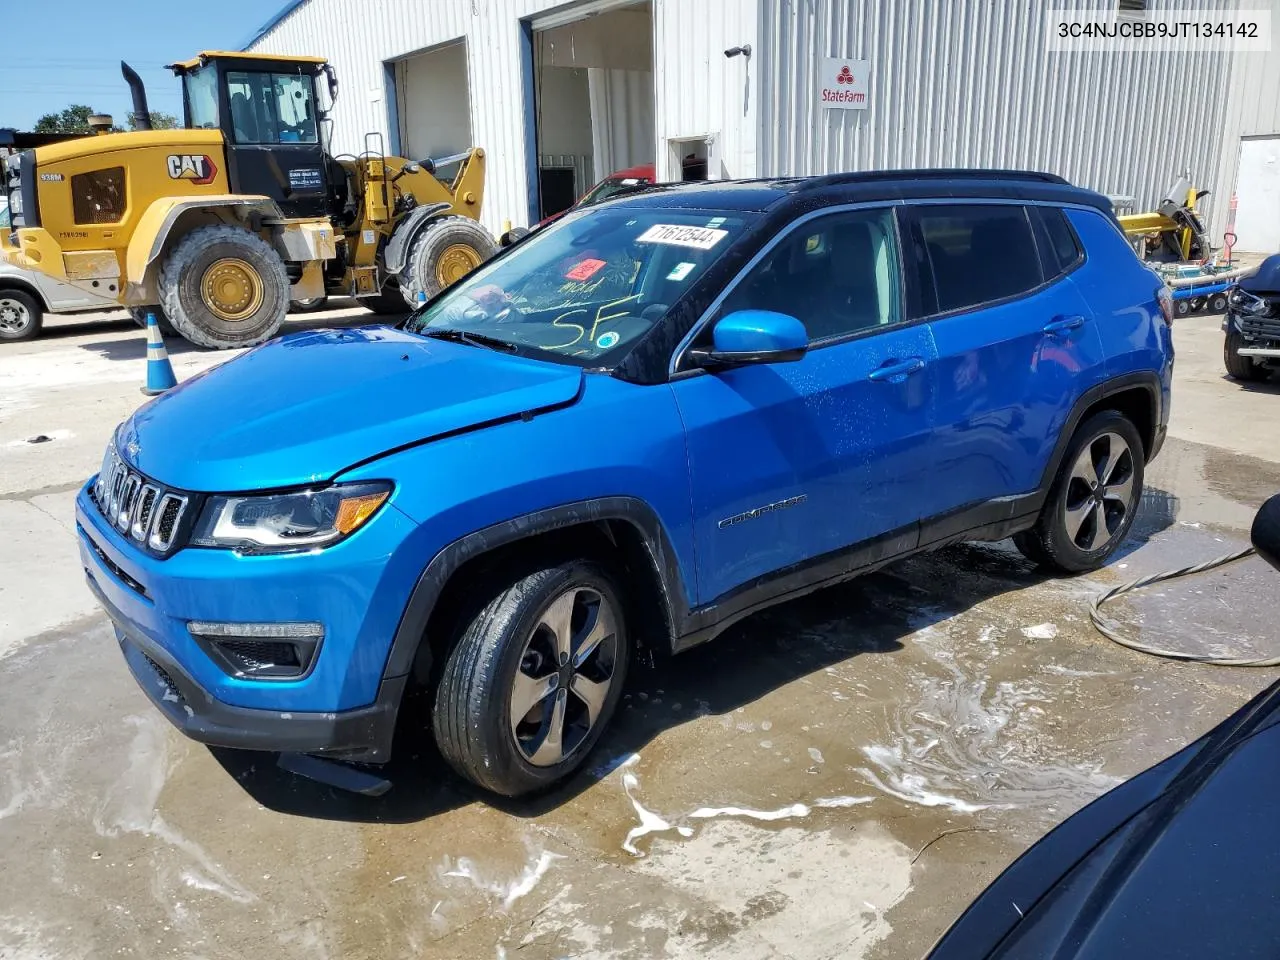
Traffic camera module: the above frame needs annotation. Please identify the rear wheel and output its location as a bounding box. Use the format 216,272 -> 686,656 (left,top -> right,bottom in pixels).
127,306 -> 178,336
0,289 -> 43,342
359,287 -> 409,316
1224,328 -> 1265,381
399,216 -> 497,307
289,295 -> 329,313
1014,411 -> 1144,573
432,561 -> 629,796
159,224 -> 288,349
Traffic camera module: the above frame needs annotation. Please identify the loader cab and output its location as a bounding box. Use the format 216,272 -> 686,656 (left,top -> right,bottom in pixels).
169,51 -> 334,219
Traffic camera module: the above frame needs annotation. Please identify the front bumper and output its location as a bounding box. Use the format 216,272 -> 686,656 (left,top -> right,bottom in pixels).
77,479 -> 423,762
89,571 -> 405,761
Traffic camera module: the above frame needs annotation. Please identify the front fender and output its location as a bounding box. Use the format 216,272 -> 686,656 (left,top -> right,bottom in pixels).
124,195 -> 282,303
383,202 -> 452,277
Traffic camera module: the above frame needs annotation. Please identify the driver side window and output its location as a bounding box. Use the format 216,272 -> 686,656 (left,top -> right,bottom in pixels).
718,207 -> 903,343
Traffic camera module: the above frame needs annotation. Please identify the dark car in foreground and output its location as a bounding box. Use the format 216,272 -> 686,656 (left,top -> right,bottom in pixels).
1224,253 -> 1280,381
930,493 -> 1280,959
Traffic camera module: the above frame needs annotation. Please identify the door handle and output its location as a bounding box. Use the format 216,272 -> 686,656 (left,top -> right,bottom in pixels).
1043,315 -> 1086,337
867,357 -> 926,382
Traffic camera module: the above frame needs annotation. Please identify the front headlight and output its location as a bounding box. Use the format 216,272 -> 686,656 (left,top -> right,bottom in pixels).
191,481 -> 391,553
8,191 -> 21,216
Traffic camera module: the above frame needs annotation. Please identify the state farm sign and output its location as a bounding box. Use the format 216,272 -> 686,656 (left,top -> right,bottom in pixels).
820,57 -> 870,110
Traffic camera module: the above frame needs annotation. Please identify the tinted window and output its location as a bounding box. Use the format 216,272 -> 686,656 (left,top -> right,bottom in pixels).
227,71 -> 319,144
1030,205 -> 1083,276
916,205 -> 1043,314
718,207 -> 902,342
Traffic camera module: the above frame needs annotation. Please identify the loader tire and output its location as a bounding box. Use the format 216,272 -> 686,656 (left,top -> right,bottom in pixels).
399,216 -> 497,307
361,287 -> 410,316
127,306 -> 178,336
159,224 -> 289,350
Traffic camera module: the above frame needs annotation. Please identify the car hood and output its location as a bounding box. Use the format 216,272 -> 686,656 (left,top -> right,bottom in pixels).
1238,253 -> 1280,295
929,681 -> 1280,959
119,326 -> 583,492
992,718 -> 1280,959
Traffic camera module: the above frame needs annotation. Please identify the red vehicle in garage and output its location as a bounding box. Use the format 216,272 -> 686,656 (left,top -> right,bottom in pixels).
536,164 -> 655,229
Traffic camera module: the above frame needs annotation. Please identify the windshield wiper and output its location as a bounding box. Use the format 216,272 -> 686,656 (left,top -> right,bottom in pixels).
417,327 -> 518,353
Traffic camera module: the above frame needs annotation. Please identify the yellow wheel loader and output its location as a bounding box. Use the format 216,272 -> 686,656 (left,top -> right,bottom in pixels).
1,52 -> 496,348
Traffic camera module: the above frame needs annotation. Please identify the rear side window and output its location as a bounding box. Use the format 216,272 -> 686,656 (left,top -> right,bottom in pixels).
1029,205 -> 1083,277
913,205 -> 1043,314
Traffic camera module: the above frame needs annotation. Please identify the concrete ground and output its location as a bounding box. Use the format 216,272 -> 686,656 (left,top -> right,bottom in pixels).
1,306 -> 1277,959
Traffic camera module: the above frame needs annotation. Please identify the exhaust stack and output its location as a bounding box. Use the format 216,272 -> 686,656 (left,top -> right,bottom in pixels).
121,61 -> 151,131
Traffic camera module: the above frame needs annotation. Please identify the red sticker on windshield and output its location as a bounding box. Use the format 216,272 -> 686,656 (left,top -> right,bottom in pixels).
565,258 -> 606,281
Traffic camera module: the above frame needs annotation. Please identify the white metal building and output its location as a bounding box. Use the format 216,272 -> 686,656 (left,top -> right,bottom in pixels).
245,0 -> 1280,251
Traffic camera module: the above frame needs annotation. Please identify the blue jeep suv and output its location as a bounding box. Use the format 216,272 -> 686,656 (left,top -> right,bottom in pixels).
78,171 -> 1173,797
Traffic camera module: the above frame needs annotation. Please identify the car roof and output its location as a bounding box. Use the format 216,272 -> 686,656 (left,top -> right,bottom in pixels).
609,169 -> 1115,217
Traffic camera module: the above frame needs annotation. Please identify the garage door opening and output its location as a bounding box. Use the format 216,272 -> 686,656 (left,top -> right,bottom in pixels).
391,39 -> 473,179
530,1 -> 655,221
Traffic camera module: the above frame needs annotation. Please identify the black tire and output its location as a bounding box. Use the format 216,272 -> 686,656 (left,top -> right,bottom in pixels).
398,216 -> 497,307
0,288 -> 43,342
289,295 -> 329,314
159,224 -> 289,349
432,561 -> 629,797
127,306 -> 178,336
1209,293 -> 1228,314
1174,299 -> 1191,318
1224,328 -> 1264,381
1014,410 -> 1145,574
359,288 -> 409,316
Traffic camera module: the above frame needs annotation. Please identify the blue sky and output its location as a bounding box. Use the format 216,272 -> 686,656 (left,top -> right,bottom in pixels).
0,0 -> 285,129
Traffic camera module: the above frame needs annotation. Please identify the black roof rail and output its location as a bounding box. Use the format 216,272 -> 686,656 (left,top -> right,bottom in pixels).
796,169 -> 1070,190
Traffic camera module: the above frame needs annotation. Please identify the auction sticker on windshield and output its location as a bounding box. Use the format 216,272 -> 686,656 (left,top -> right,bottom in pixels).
636,224 -> 728,249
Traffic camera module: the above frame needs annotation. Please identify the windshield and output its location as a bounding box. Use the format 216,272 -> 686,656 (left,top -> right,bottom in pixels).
406,207 -> 752,365
580,175 -> 651,206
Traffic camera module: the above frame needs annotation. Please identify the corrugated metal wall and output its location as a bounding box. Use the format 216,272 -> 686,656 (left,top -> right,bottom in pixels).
1210,0 -> 1280,240
758,0 -> 1235,230
653,0 -> 759,179
249,0 -> 566,233
251,0 -> 762,226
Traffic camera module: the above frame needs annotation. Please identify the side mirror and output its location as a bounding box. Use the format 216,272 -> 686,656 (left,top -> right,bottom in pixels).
689,310 -> 808,368
1252,493 -> 1280,573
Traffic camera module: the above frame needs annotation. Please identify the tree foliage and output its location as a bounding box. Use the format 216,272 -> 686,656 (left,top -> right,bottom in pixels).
31,104 -> 179,134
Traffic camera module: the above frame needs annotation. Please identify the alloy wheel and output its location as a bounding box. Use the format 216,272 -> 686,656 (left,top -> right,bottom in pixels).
509,585 -> 620,767
1063,431 -> 1136,552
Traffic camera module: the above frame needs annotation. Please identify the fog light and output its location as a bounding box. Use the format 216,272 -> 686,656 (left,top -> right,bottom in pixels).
187,621 -> 323,680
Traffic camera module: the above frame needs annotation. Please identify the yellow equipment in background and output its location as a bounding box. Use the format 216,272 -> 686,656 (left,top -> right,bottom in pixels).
1117,176 -> 1210,263
1,52 -> 496,348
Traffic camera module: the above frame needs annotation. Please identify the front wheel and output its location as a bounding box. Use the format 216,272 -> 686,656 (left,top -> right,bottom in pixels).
399,216 -> 498,307
432,561 -> 629,797
1224,328 -> 1265,381
159,224 -> 289,349
1014,411 -> 1145,573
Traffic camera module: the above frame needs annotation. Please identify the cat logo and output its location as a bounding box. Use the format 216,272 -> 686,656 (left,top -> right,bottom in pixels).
166,154 -> 218,185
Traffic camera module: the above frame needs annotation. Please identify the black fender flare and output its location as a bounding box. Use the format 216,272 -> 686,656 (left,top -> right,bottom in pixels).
1032,371 -> 1164,508
381,496 -> 691,680
383,202 -> 453,277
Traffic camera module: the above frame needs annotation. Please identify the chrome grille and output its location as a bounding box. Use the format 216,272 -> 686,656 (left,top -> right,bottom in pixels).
91,442 -> 188,553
